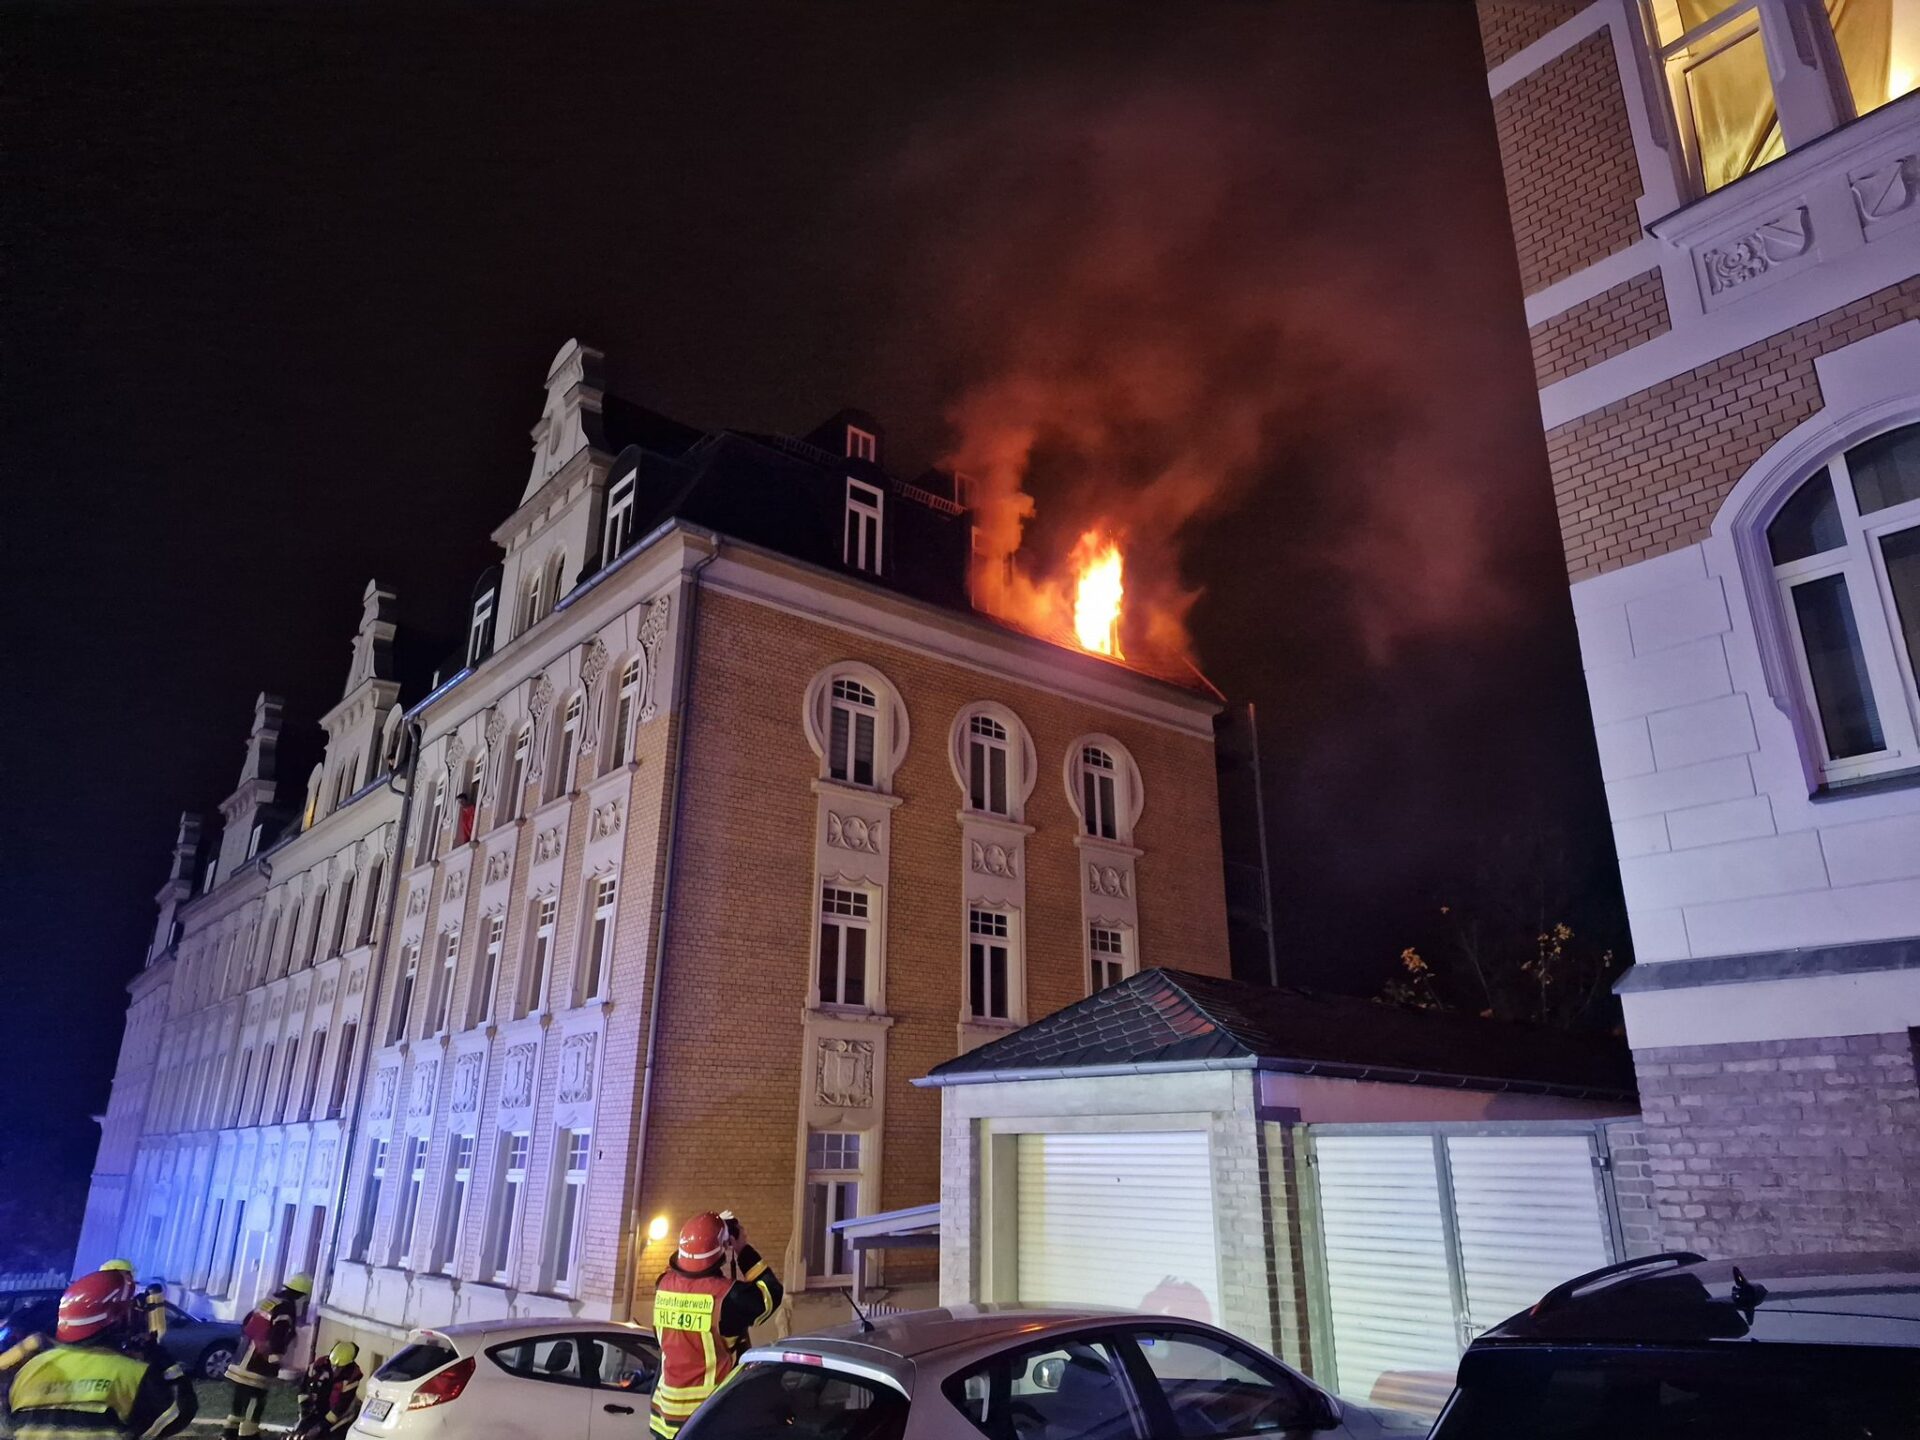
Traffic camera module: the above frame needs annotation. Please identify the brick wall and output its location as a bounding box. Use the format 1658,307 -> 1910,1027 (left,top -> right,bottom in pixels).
1529,268 -> 1670,387
1604,1118 -> 1661,1257
636,588 -> 1232,1323
1635,1033 -> 1920,1254
1492,28 -> 1643,295
1550,276 -> 1920,581
1477,0 -> 1588,69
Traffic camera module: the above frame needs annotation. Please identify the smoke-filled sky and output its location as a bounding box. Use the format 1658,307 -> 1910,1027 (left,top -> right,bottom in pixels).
2,1 -> 1618,1240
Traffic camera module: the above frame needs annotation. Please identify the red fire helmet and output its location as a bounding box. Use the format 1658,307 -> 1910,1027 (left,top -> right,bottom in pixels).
676,1212 -> 729,1267
57,1269 -> 136,1343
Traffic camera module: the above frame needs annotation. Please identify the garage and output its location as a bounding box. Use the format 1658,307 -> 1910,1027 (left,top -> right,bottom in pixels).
1014,1129 -> 1220,1318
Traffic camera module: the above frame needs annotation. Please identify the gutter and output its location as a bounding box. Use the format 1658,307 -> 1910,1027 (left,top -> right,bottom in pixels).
911,1054 -> 1635,1104
314,718 -> 422,1340
620,536 -> 720,1314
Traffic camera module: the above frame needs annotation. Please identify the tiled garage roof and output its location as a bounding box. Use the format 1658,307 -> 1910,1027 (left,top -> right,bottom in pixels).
922,968 -> 1636,1100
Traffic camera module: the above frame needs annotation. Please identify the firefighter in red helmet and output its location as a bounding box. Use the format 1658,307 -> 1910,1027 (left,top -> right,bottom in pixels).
5,1270 -> 196,1440
648,1211 -> 781,1439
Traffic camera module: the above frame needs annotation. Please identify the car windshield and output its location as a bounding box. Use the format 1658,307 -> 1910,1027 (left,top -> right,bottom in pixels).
679,1362 -> 906,1440
377,1341 -> 459,1382
1435,1345 -> 1920,1439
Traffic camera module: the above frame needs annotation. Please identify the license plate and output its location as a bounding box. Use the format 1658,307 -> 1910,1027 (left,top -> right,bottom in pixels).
364,1399 -> 392,1423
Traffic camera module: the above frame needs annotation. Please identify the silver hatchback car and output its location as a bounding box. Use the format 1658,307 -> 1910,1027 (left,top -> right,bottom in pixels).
677,1307 -> 1427,1440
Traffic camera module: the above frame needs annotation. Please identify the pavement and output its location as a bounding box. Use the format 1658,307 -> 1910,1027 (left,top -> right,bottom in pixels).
182,1380 -> 301,1436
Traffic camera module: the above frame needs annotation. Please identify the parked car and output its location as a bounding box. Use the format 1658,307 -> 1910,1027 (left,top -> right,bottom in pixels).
1428,1250 -> 1920,1439
350,1319 -> 660,1440
0,1296 -> 243,1381
678,1306 -> 1428,1440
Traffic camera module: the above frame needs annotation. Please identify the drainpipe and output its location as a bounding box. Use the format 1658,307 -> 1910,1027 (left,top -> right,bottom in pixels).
314,718 -> 422,1346
621,539 -> 720,1315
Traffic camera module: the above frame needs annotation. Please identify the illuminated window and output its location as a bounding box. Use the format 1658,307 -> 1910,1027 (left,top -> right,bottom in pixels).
1764,421 -> 1920,784
818,886 -> 870,1008
968,909 -> 1014,1021
604,470 -> 637,563
1649,0 -> 1919,195
803,1131 -> 862,1280
845,480 -> 884,574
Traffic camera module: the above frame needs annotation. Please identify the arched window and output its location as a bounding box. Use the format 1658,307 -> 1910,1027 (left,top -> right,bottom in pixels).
805,664 -> 909,792
1761,421 -> 1920,784
607,657 -> 642,769
950,704 -> 1037,821
545,551 -> 568,614
1065,734 -> 1145,844
520,569 -> 544,636
550,693 -> 583,800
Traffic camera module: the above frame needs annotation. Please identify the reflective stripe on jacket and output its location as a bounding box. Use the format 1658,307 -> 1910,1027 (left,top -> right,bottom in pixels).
7,1343 -> 190,1440
646,1250 -> 782,1439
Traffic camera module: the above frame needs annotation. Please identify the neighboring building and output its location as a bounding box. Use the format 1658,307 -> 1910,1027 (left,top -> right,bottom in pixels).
925,968 -> 1637,1417
75,588 -> 406,1320
285,341 -> 1235,1353
1478,0 -> 1920,1250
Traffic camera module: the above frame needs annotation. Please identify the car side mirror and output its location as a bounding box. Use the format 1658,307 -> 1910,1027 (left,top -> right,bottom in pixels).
1030,1359 -> 1064,1392
1303,1389 -> 1343,1431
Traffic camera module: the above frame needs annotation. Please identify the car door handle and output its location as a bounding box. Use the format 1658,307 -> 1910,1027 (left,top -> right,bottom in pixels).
603,1403 -> 635,1414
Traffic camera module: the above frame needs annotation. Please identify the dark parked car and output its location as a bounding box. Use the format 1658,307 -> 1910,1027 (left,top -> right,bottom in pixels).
1429,1250 -> 1920,1440
0,1296 -> 244,1381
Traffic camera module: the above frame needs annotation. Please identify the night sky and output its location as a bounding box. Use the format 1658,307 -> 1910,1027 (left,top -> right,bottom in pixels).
2,2 -> 1617,1259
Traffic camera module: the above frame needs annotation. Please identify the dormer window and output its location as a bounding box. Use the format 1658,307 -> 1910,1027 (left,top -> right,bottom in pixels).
468,585 -> 497,668
519,569 -> 544,635
604,470 -> 637,566
845,480 -> 883,575
846,426 -> 877,462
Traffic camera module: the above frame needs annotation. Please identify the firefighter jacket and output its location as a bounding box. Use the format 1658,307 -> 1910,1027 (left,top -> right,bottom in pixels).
647,1246 -> 781,1439
6,1340 -> 196,1440
224,1297 -> 297,1390
295,1360 -> 361,1438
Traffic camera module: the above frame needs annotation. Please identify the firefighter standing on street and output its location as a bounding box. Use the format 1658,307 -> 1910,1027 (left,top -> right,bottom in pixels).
220,1275 -> 311,1440
5,1269 -> 196,1440
293,1342 -> 362,1440
648,1211 -> 781,1439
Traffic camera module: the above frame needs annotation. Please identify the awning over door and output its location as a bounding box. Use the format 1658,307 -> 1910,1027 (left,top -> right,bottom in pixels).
1015,1129 -> 1221,1322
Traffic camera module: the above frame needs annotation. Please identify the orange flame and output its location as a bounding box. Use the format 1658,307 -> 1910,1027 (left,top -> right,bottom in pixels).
1071,532 -> 1125,657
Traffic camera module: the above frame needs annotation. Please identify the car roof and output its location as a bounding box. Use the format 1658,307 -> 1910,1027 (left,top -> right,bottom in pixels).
783,1304 -> 1142,1361
409,1318 -> 654,1347
1478,1251 -> 1920,1349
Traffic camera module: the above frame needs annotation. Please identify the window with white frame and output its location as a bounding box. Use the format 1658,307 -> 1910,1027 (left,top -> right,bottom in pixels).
468,584 -> 497,668
846,425 -> 877,462
329,1023 -> 357,1119
300,1030 -> 327,1121
547,1129 -> 591,1291
1079,746 -> 1120,840
389,940 -> 420,1044
802,1131 -> 861,1281
828,679 -> 878,787
304,888 -> 327,968
522,897 -> 558,1016
391,1137 -> 429,1268
471,915 -> 504,1028
580,876 -> 617,1003
817,886 -> 870,1008
608,658 -> 641,768
230,1049 -> 253,1127
488,1132 -> 531,1282
546,552 -> 568,614
520,568 -> 545,636
1089,925 -> 1130,992
967,909 -> 1013,1021
257,915 -> 279,987
1764,422 -> 1920,783
428,927 -> 460,1035
434,1133 -> 475,1274
350,1138 -> 387,1262
252,1041 -> 276,1125
360,859 -> 385,946
845,479 -> 884,575
1648,0 -> 1919,196
420,779 -> 445,865
280,901 -> 301,977
332,871 -> 356,957
967,713 -> 1011,816
274,1035 -> 299,1123
604,470 -> 637,563
550,694 -> 583,800
501,725 -> 531,824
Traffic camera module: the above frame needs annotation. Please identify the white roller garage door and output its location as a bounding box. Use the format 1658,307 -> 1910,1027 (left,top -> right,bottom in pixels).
1015,1129 -> 1220,1319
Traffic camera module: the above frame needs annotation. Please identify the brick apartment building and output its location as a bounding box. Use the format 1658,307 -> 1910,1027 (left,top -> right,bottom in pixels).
1479,0 -> 1920,1250
79,340 -> 1233,1352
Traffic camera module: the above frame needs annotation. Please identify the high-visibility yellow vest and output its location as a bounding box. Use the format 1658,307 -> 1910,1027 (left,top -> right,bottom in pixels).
8,1344 -> 148,1440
